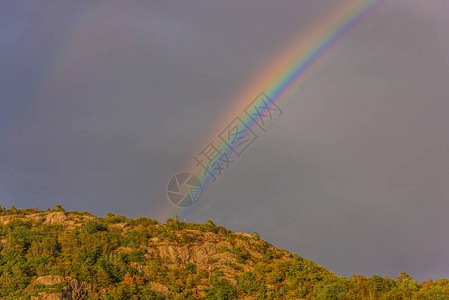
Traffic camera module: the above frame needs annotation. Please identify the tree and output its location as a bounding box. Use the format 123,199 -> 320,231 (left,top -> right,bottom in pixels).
54,204 -> 66,212
205,275 -> 237,300
251,232 -> 260,240
83,219 -> 107,234
312,281 -> 347,300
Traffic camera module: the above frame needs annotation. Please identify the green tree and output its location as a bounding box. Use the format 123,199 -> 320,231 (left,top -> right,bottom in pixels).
312,281 -> 347,300
83,219 -> 107,234
53,204 -> 66,212
205,276 -> 237,300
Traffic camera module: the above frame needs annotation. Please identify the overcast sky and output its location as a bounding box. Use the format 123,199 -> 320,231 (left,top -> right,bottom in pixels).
1,0 -> 449,282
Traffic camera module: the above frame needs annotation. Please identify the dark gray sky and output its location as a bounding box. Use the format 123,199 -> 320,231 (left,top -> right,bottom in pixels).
1,0 -> 449,281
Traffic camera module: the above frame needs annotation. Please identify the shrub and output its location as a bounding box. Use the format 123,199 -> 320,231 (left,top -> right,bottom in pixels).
251,232 -> 260,240
180,233 -> 195,244
83,219 -> 107,234
205,273 -> 237,300
185,262 -> 196,274
53,204 -> 66,212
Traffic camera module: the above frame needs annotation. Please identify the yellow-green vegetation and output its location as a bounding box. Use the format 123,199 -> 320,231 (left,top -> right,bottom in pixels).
0,205 -> 448,299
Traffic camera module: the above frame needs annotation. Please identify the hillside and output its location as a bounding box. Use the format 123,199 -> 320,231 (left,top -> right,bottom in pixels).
0,206 -> 448,299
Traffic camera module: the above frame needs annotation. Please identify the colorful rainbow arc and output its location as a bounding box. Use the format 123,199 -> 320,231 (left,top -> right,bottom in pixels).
160,0 -> 381,220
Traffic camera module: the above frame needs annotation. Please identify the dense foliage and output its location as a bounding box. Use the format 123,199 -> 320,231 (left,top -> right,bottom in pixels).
0,205 -> 448,299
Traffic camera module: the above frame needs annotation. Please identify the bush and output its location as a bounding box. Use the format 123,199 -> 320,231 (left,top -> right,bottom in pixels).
232,247 -> 250,263
185,262 -> 196,274
83,219 -> 107,234
123,230 -> 150,247
53,204 -> 66,212
238,272 -> 263,294
180,233 -> 195,244
205,275 -> 237,300
251,232 -> 260,240
105,215 -> 127,224
312,281 -> 348,300
127,249 -> 146,263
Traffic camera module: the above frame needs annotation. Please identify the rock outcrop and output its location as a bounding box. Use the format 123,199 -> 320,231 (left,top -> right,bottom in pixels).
33,275 -> 92,300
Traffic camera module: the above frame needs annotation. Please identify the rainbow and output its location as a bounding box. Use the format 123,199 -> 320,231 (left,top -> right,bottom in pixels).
161,0 -> 381,220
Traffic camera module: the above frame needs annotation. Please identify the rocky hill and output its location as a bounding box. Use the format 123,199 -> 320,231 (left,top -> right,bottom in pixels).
0,206 -> 448,299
